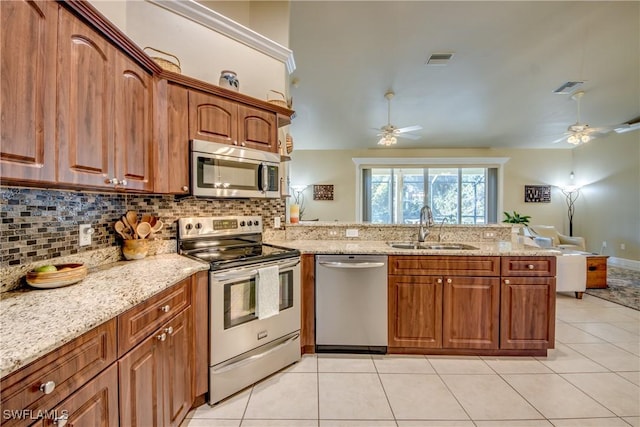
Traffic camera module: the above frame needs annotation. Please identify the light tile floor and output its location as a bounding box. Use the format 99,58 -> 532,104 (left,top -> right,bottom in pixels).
183,293 -> 640,427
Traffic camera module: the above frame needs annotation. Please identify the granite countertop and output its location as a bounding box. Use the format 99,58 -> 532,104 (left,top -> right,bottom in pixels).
0,254 -> 209,379
268,239 -> 561,257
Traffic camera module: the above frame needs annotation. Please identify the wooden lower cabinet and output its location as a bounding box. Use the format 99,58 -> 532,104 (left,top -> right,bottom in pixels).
42,364 -> 119,427
500,277 -> 555,350
443,277 -> 500,349
388,275 -> 443,348
119,307 -> 192,427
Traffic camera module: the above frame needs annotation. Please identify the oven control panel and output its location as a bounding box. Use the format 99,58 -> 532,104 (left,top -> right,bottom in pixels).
178,216 -> 262,238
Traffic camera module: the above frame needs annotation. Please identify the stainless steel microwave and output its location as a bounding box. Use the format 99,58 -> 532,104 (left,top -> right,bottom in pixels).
191,139 -> 280,198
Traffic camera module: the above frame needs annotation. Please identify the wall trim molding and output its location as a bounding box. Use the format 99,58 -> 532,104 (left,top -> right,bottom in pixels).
146,0 -> 296,73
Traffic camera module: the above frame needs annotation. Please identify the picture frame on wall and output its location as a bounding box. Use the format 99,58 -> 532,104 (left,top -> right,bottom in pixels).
313,184 -> 334,201
524,185 -> 551,203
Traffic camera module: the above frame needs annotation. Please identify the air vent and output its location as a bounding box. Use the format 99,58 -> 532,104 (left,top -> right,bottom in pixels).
426,52 -> 454,66
552,81 -> 585,94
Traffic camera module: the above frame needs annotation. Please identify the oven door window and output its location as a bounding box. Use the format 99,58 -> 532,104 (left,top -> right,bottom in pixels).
224,270 -> 294,329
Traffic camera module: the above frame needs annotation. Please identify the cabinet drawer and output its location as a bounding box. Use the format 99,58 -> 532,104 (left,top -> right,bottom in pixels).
389,256 -> 500,277
501,256 -> 556,277
118,278 -> 191,357
0,319 -> 117,427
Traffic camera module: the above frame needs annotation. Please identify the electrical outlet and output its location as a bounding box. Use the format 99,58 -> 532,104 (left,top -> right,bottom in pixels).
79,224 -> 94,246
620,243 -> 626,250
484,231 -> 496,239
345,229 -> 359,237
602,241 -> 607,248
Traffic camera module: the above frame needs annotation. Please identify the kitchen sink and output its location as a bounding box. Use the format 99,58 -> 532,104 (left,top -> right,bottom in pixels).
388,242 -> 479,250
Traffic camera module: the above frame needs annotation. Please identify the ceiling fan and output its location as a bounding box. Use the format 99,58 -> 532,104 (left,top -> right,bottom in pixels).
376,91 -> 422,146
553,91 -> 612,145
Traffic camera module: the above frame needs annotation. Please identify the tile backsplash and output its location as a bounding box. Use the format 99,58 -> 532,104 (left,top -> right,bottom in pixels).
1,187 -> 285,268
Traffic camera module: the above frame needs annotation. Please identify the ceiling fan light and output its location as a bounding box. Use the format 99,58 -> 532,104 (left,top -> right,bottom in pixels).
567,135 -> 578,145
581,134 -> 590,143
378,135 -> 397,146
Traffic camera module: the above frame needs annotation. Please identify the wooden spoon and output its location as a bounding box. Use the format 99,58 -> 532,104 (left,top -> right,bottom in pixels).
141,214 -> 152,224
136,222 -> 152,239
125,211 -> 138,238
150,219 -> 163,234
114,220 -> 127,239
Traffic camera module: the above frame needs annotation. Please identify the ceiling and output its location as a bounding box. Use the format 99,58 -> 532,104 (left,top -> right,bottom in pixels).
287,1 -> 640,150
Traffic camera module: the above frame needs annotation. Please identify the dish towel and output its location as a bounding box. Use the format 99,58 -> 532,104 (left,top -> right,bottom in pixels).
257,265 -> 280,319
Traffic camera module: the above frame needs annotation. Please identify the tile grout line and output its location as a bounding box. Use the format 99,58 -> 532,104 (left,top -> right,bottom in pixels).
372,355 -> 400,426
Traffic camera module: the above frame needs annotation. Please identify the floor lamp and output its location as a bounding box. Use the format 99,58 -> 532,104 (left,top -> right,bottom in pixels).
561,186 -> 580,237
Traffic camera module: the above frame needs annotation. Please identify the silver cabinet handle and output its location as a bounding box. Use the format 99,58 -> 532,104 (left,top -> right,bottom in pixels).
447,278 -> 452,283
54,414 -> 69,426
164,326 -> 174,335
157,333 -> 167,341
120,179 -> 128,186
40,380 -> 56,394
505,279 -> 511,284
437,278 -> 443,284
527,264 -> 535,270
107,177 -> 118,185
160,305 -> 170,313
182,186 -> 189,192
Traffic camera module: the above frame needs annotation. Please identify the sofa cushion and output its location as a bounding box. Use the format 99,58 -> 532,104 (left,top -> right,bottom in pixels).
529,225 -> 560,246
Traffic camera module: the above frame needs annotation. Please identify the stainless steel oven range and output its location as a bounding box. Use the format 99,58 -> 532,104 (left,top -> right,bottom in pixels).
177,216 -> 301,405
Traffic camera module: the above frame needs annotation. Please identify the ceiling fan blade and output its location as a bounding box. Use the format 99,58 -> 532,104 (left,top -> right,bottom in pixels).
395,125 -> 423,134
397,133 -> 420,140
552,135 -> 569,144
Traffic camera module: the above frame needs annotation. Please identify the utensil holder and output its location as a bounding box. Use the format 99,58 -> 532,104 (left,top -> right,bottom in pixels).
122,239 -> 149,260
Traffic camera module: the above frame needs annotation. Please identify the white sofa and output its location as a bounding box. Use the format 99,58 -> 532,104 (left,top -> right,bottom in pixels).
555,253 -> 587,299
527,225 -> 586,251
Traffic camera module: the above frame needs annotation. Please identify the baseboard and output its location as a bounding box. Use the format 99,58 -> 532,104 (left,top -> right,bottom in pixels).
608,257 -> 640,271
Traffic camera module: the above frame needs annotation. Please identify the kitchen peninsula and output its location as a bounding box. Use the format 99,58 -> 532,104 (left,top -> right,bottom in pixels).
267,222 -> 559,357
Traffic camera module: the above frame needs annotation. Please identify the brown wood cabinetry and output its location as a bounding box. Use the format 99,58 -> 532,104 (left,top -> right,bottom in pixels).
0,320 -> 117,427
42,364 -> 119,427
300,254 -> 316,354
118,278 -> 194,427
586,255 -> 609,288
442,276 -> 500,349
0,0 -> 58,185
189,90 -> 278,152
57,7 -> 153,191
119,308 -> 192,427
388,275 -> 443,348
500,257 -> 556,350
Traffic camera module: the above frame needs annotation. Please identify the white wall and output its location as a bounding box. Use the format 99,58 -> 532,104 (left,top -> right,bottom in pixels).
90,0 -> 287,100
290,147 -> 572,226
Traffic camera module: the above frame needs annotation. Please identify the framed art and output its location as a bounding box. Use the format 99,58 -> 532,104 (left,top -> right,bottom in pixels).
313,184 -> 334,201
524,185 -> 551,203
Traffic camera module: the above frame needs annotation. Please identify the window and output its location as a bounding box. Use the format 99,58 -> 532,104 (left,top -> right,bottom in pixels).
359,160 -> 504,224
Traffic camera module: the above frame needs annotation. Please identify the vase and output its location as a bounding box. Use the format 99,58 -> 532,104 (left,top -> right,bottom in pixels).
122,239 -> 149,260
219,70 -> 239,91
289,204 -> 300,224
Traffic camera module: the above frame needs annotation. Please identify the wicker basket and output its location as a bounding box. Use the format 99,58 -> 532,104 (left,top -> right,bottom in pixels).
267,90 -> 289,108
143,47 -> 181,73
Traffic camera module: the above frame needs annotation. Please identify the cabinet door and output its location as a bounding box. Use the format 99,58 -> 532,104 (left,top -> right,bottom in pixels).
118,331 -> 164,427
188,90 -> 237,145
388,275 -> 443,349
44,364 -> 119,427
57,7 -> 114,188
1,0 -> 57,184
114,52 -> 153,192
237,105 -> 277,152
443,277 -> 500,349
164,308 -> 192,427
501,277 -> 555,350
167,83 -> 190,194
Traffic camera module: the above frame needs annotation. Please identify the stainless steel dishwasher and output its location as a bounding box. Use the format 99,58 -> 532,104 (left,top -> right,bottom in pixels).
315,255 -> 388,353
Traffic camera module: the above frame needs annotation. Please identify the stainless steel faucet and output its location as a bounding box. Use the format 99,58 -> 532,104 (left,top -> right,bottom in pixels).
437,217 -> 447,242
417,205 -> 434,242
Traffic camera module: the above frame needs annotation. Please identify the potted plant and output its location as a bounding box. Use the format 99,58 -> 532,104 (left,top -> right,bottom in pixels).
502,211 -> 531,226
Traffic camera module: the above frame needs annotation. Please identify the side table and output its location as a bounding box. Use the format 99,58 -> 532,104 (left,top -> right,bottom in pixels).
586,255 -> 609,288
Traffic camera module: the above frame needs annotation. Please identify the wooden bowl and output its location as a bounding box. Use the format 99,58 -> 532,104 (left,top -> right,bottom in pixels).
26,263 -> 88,289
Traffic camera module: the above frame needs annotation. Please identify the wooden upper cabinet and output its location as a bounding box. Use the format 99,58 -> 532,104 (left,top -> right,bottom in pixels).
237,104 -> 277,152
188,90 -> 278,153
114,52 -> 153,192
57,7 -> 114,188
0,0 -> 58,184
189,90 -> 236,145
